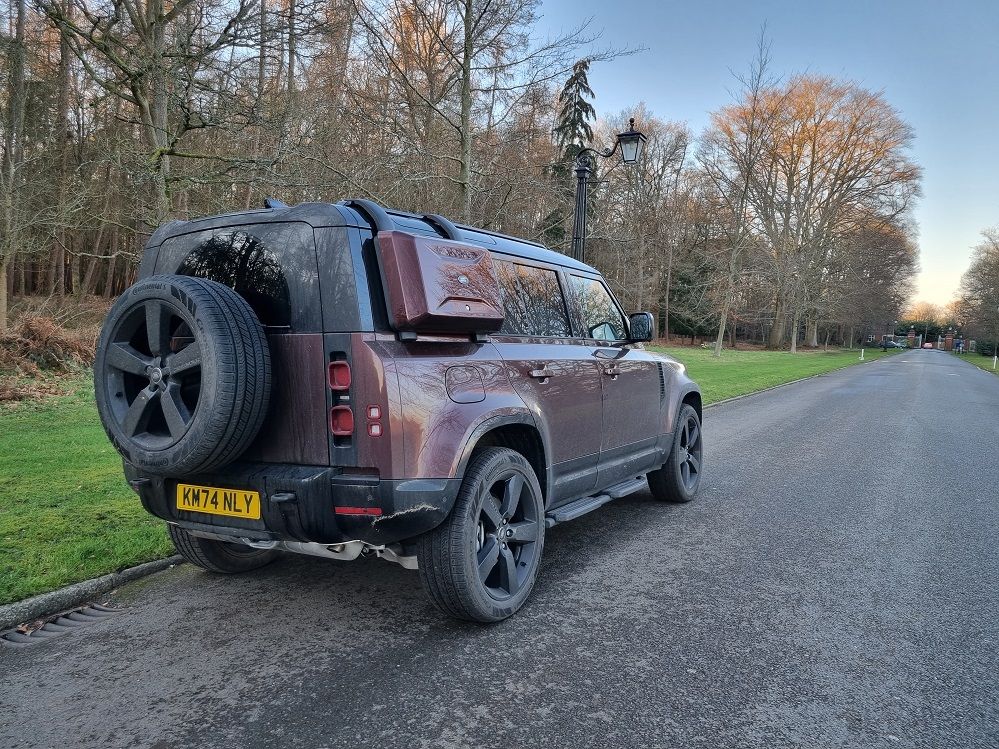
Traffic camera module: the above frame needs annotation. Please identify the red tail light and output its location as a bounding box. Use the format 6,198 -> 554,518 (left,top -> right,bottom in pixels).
328,361 -> 351,391
329,405 -> 354,436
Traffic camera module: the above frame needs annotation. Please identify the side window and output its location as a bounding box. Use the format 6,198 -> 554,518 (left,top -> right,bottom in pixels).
567,276 -> 627,341
494,260 -> 572,337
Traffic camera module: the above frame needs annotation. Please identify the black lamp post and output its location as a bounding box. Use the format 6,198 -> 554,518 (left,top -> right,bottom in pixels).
571,117 -> 647,263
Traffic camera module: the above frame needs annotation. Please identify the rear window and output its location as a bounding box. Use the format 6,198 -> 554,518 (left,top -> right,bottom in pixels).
494,260 -> 572,337
153,222 -> 321,332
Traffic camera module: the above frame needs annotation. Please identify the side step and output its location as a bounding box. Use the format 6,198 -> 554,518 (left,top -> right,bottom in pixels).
544,476 -> 648,528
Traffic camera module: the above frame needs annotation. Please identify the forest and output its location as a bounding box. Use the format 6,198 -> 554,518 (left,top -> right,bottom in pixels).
0,0 -> 923,350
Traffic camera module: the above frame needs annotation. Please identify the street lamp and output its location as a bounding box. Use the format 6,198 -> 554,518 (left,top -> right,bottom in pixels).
571,117 -> 648,263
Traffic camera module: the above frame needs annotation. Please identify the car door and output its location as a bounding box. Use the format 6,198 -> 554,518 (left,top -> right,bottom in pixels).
564,274 -> 664,488
491,258 -> 603,504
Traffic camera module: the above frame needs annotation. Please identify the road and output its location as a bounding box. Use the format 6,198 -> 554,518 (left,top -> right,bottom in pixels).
3,349 -> 998,749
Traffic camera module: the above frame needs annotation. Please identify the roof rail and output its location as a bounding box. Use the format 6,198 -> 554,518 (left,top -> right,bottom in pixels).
338,199 -> 394,233
422,213 -> 461,240
264,197 -> 289,209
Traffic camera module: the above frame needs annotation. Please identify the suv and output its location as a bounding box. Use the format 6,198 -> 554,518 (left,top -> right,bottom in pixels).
94,199 -> 703,621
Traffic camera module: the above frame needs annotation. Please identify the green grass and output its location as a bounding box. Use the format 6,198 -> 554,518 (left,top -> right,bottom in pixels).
0,379 -> 172,606
0,346 -> 895,606
649,345 -> 899,404
953,352 -> 999,376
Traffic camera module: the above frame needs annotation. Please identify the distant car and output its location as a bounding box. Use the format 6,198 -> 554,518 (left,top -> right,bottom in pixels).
922,343 -> 934,349
880,340 -> 904,349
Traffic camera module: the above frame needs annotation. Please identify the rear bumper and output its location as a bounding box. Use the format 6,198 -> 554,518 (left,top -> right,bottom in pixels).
123,461 -> 461,547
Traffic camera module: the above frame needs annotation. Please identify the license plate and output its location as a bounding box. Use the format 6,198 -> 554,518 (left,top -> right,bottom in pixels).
176,483 -> 261,520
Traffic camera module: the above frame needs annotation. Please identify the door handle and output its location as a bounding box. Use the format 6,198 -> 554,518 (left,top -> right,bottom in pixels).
529,366 -> 554,383
603,366 -> 621,379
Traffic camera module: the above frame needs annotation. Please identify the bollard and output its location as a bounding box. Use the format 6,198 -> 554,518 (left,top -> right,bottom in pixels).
860,348 -> 864,361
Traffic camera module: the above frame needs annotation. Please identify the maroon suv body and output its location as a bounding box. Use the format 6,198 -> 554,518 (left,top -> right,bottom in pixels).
95,199 -> 703,621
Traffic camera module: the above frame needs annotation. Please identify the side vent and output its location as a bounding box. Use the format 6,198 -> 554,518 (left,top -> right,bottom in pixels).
658,363 -> 667,403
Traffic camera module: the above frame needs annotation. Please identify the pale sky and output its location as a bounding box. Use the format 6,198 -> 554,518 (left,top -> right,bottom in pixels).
538,0 -> 999,306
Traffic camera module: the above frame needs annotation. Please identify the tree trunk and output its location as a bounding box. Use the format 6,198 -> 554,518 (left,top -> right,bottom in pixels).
81,256 -> 99,296
286,0 -> 296,95
458,0 -> 474,222
0,255 -> 8,332
768,296 -> 787,350
16,255 -> 25,296
0,0 -> 27,334
70,237 -> 81,295
54,0 -> 73,299
805,315 -> 819,347
789,307 -> 801,354
713,298 -> 730,358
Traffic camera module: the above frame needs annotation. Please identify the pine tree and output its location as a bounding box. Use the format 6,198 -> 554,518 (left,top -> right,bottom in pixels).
540,59 -> 597,247
553,58 -> 596,160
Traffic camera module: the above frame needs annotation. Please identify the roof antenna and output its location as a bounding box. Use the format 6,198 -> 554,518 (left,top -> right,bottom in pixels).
264,197 -> 288,209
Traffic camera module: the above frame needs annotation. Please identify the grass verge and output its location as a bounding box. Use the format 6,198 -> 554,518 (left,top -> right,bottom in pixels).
649,346 -> 899,404
0,346 -> 895,606
953,352 -> 999,376
0,378 -> 172,606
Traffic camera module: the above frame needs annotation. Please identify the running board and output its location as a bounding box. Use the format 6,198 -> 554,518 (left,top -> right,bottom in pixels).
544,476 -> 648,528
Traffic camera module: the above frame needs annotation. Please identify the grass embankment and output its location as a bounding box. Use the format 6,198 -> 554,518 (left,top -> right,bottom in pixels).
650,345 -> 898,404
0,379 -> 172,606
954,353 -> 999,376
0,346 -> 895,606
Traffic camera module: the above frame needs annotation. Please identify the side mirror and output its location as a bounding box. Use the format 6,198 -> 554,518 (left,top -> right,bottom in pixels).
628,312 -> 655,342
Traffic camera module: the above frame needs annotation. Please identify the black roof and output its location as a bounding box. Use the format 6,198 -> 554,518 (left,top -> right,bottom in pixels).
147,198 -> 597,274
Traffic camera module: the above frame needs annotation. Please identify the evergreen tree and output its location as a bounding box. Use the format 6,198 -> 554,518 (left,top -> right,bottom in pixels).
540,59 -> 597,248
553,58 -> 596,160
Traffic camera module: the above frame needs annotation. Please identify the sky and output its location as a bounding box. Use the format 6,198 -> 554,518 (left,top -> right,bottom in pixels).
537,0 -> 999,307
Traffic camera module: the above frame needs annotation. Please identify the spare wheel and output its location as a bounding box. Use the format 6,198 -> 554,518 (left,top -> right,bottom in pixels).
94,274 -> 271,476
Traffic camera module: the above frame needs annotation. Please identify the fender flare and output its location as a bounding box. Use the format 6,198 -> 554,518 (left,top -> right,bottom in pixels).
452,410 -> 553,502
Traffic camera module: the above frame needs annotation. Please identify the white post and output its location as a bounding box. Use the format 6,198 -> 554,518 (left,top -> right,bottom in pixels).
993,355 -> 997,370
860,348 -> 865,361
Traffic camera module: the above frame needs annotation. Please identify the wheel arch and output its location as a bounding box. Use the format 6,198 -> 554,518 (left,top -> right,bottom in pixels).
454,414 -> 550,504
681,389 -> 702,421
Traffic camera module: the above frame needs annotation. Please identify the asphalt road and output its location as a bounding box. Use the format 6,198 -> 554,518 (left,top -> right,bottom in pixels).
3,349 -> 998,749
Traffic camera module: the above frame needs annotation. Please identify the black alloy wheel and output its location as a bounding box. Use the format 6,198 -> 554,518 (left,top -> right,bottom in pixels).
676,411 -> 702,494
417,447 -> 546,622
102,298 -> 201,450
474,468 -> 542,600
647,403 -> 703,503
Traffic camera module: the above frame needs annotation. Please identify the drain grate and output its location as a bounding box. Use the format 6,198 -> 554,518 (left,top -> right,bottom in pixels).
0,604 -> 123,648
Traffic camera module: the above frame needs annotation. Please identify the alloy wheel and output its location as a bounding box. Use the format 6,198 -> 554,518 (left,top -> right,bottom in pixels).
103,299 -> 203,449
474,470 -> 541,600
677,415 -> 702,492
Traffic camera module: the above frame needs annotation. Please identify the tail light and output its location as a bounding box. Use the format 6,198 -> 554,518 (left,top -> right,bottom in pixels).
329,405 -> 354,436
328,361 -> 351,391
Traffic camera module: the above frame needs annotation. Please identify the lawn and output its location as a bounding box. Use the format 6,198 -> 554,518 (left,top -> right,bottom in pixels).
0,378 -> 172,606
0,346 -> 894,607
954,352 -> 999,375
649,345 -> 898,404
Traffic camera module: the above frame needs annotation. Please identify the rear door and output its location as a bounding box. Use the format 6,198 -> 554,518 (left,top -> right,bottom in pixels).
153,222 -> 328,466
491,258 -> 603,504
564,274 -> 663,487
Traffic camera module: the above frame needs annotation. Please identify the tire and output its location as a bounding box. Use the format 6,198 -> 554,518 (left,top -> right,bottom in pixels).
417,447 -> 545,623
648,403 -> 703,503
168,524 -> 277,574
94,274 -> 271,476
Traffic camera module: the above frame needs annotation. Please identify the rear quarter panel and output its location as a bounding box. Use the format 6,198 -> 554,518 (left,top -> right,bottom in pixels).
385,340 -> 533,479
